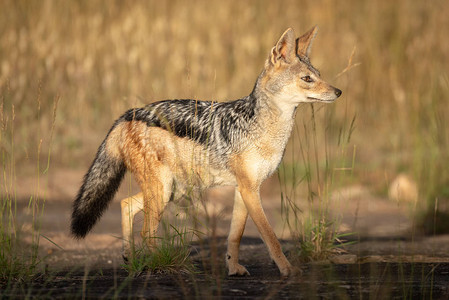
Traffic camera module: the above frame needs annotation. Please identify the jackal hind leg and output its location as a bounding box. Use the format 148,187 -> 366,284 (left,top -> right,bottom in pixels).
226,188 -> 250,276
121,192 -> 144,261
140,165 -> 173,251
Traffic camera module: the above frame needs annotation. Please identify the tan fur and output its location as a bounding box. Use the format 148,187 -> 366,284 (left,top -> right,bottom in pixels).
108,121 -> 239,255
90,27 -> 341,278
226,150 -> 293,275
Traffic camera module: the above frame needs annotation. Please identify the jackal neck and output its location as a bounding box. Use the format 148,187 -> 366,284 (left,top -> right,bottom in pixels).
252,75 -> 298,123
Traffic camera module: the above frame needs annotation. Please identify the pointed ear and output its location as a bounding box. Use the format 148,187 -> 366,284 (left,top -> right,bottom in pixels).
270,28 -> 296,65
296,26 -> 318,57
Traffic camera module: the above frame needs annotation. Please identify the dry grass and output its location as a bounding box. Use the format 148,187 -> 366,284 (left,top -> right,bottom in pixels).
1,0 -> 448,213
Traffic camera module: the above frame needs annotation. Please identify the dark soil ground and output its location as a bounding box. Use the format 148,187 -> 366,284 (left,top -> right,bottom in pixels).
3,171 -> 449,299
3,237 -> 449,299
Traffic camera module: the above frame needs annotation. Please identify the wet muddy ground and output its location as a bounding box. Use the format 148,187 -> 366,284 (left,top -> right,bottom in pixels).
3,172 -> 449,298
4,237 -> 449,299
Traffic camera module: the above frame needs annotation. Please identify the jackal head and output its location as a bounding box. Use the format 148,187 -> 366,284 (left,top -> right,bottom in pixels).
258,27 -> 341,108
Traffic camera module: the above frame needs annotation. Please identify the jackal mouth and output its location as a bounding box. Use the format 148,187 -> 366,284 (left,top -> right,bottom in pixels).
306,97 -> 335,103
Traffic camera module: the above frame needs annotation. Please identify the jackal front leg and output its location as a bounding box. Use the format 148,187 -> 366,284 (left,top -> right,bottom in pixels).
121,192 -> 144,260
226,188 -> 250,276
238,185 -> 295,277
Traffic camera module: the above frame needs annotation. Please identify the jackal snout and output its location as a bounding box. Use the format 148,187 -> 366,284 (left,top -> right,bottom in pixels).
300,79 -> 342,103
319,84 -> 342,102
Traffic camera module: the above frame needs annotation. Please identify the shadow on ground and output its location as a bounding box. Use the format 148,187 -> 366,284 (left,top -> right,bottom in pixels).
3,236 -> 449,299
3,171 -> 449,298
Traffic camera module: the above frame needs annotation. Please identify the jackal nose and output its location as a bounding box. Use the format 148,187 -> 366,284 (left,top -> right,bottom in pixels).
335,88 -> 342,98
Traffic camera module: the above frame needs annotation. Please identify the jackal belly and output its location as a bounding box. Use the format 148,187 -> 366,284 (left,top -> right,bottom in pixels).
171,152 -> 237,189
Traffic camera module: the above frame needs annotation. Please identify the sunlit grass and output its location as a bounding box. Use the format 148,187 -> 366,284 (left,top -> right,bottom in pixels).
124,224 -> 197,277
0,79 -> 58,284
1,1 -> 446,223
0,0 -> 448,287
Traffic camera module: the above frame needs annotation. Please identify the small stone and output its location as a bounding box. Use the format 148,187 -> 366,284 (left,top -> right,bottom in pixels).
329,254 -> 358,264
388,174 -> 418,203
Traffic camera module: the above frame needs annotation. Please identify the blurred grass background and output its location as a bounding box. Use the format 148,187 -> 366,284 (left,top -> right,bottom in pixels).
0,0 -> 448,222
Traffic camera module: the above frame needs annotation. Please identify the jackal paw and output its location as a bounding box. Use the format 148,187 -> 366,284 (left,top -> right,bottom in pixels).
228,263 -> 250,276
280,266 -> 302,278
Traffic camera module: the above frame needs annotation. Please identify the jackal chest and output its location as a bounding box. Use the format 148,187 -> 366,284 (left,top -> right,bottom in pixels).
254,139 -> 288,179
242,119 -> 294,182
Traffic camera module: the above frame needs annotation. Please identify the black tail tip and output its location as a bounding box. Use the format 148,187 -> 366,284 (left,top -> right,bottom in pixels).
70,217 -> 90,239
71,230 -> 87,240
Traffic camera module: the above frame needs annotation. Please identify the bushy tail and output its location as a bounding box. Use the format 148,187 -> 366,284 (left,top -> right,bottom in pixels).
71,138 -> 126,239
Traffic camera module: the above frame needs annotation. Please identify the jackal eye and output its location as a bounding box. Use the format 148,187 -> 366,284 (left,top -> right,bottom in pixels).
301,76 -> 314,83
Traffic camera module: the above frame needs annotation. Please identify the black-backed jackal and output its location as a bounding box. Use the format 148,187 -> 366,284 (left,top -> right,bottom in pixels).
71,27 -> 341,277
